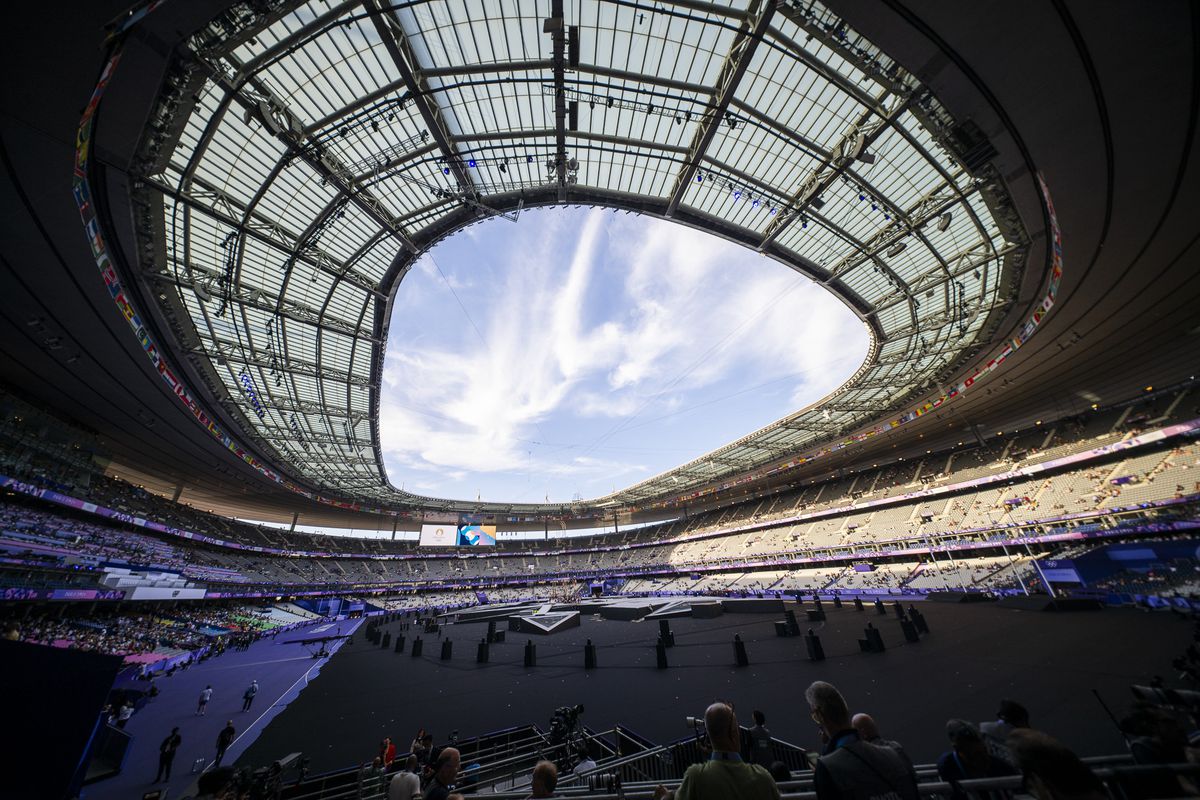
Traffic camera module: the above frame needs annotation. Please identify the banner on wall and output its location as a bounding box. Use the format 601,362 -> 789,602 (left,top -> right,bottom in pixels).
457,525 -> 497,546
418,524 -> 457,547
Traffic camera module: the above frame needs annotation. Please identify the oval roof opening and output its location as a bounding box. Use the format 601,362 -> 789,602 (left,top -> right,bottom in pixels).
380,206 -> 869,503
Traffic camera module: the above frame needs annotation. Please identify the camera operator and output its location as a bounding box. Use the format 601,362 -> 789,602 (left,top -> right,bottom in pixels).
655,703 -> 778,800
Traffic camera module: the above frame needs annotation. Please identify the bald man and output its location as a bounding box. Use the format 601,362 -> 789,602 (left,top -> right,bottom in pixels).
423,747 -> 460,800
851,713 -> 913,770
668,702 -> 780,800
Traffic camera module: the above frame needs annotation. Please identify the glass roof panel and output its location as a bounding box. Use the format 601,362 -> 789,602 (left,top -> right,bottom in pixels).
142,0 -> 1026,512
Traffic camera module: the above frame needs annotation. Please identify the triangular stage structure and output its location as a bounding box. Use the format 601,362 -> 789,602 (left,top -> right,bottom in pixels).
508,610 -> 581,635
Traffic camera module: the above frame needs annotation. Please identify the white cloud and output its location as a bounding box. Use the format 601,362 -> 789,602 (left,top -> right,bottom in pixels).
379,207 -> 867,502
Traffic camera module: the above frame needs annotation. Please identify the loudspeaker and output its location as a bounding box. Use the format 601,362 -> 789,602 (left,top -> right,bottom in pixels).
733,635 -> 749,667
804,630 -> 825,661
584,639 -> 597,669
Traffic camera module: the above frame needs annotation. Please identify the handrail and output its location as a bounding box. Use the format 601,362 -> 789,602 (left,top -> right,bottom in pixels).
276,754 -> 1193,800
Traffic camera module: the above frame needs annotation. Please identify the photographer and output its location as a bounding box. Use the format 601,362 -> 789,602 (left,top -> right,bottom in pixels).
656,703 -> 778,800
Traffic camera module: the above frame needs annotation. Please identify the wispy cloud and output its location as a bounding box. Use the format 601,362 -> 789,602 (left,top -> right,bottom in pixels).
379,207 -> 867,502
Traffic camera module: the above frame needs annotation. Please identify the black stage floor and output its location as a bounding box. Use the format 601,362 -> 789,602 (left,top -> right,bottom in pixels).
238,602 -> 1187,774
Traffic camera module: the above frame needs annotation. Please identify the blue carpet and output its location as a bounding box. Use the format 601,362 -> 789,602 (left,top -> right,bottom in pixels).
81,618 -> 360,800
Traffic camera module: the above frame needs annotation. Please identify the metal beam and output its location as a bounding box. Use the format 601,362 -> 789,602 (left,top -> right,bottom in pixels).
195,52 -> 420,255
224,395 -> 368,422
148,266 -> 380,343
364,0 -> 475,195
143,174 -> 384,298
189,341 -> 371,388
547,0 -> 569,202
871,241 -> 1016,316
761,95 -> 910,249
237,0 -> 362,78
666,0 -> 776,216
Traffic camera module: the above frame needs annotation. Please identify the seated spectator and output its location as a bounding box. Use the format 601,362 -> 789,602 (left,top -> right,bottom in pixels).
937,719 -> 1017,796
423,747 -> 460,800
656,702 -> 779,799
980,699 -> 1030,764
359,757 -> 386,797
412,733 -> 433,766
767,761 -> 791,784
1119,703 -> 1194,797
527,760 -> 558,798
572,748 -> 597,774
851,712 -> 911,769
1008,729 -> 1106,800
194,766 -> 239,800
806,681 -> 917,800
388,755 -> 421,800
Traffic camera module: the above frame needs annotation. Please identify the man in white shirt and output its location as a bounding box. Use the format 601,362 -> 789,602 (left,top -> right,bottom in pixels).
197,685 -> 213,715
388,755 -> 421,800
573,749 -> 597,775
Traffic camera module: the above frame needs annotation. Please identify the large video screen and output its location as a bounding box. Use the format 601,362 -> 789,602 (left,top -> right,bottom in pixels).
419,524 -> 457,547
457,525 -> 497,546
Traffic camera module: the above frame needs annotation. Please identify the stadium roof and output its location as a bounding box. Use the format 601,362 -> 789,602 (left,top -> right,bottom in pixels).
1,0 -> 1197,527
123,0 -> 1024,513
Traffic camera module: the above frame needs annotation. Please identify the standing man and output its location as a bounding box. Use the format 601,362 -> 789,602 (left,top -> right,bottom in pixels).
154,727 -> 182,783
242,680 -> 259,712
806,681 -> 918,800
388,755 -> 421,800
197,685 -> 213,716
215,720 -> 236,767
748,710 -> 773,767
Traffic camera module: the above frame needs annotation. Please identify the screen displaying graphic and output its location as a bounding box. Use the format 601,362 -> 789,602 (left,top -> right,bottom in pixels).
419,524 -> 457,547
457,525 -> 497,546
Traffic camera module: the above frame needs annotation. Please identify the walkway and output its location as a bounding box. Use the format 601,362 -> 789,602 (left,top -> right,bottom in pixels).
82,618 -> 360,800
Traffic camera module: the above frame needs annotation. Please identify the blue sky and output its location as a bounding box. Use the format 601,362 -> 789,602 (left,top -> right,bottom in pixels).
378,206 -> 868,504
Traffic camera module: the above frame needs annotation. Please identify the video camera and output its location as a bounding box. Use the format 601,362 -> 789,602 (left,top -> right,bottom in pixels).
686,715 -> 710,751
549,704 -> 585,744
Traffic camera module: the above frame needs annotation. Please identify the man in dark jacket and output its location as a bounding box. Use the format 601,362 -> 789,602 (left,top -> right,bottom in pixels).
155,727 -> 182,782
806,681 -> 918,800
215,720 -> 236,767
748,710 -> 774,767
